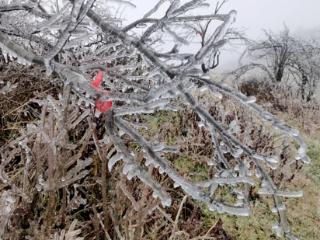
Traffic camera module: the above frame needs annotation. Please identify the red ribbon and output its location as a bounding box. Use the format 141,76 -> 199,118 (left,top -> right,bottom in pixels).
90,70 -> 113,112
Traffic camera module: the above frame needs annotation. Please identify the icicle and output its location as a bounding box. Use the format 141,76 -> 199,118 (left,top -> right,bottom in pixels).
243,96 -> 256,104
158,167 -> 165,174
275,191 -> 303,198
265,156 -> 279,169
219,144 -> 229,154
258,188 -> 303,198
219,170 -> 231,178
261,179 -> 269,188
77,98 -> 83,106
238,162 -> 246,177
199,86 -> 209,92
1,48 -> 8,63
152,191 -> 172,207
255,168 -> 262,178
236,193 -> 245,200
126,170 -> 137,180
228,120 -> 240,134
152,143 -> 178,153
108,153 -> 123,172
253,154 -> 264,161
118,129 -> 126,136
232,147 -> 243,158
289,128 -> 300,137
223,206 -> 251,217
295,144 -> 310,163
44,58 -> 53,76
209,183 -> 218,196
268,162 -> 278,170
286,234 -> 300,240
209,203 -> 251,216
94,111 -> 101,118
262,112 -> 273,121
234,164 -> 240,171
0,42 -> 17,63
144,158 -> 159,168
173,182 -> 180,188
272,224 -> 283,238
152,191 -> 158,199
297,145 -> 306,158
145,158 -> 154,166
265,156 -> 279,164
122,163 -> 136,176
253,154 -> 279,168
197,121 -> 205,128
242,170 -> 250,177
207,159 -> 215,166
161,194 -> 172,207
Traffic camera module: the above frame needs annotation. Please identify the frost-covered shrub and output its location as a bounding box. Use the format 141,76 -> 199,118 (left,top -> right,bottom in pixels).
0,0 -> 311,239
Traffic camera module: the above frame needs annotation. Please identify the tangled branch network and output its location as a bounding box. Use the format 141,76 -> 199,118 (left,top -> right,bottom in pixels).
0,0 -> 310,239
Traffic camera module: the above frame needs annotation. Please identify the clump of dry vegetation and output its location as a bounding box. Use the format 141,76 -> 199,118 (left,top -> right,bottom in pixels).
0,62 -> 59,145
239,78 -> 320,133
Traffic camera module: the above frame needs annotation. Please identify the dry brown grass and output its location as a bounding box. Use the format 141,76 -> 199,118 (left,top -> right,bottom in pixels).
239,79 -> 320,134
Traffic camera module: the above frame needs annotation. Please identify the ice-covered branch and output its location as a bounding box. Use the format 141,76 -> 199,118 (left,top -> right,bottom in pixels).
123,14 -> 232,32
114,117 -> 252,216
104,111 -> 172,207
44,0 -> 85,60
0,2 -> 50,19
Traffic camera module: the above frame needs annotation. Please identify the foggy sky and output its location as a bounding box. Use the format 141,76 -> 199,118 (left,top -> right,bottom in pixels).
226,0 -> 320,38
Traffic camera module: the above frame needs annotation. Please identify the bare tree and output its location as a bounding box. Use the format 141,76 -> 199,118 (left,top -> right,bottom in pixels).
287,39 -> 320,101
239,27 -> 294,83
0,1 -> 310,239
235,27 -> 320,101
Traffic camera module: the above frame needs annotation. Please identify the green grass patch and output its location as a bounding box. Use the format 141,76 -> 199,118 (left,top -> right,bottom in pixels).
305,139 -> 320,182
173,155 -> 209,181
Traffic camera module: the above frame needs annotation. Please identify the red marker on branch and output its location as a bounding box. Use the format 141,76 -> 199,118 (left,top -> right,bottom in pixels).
90,70 -> 104,90
90,70 -> 113,112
